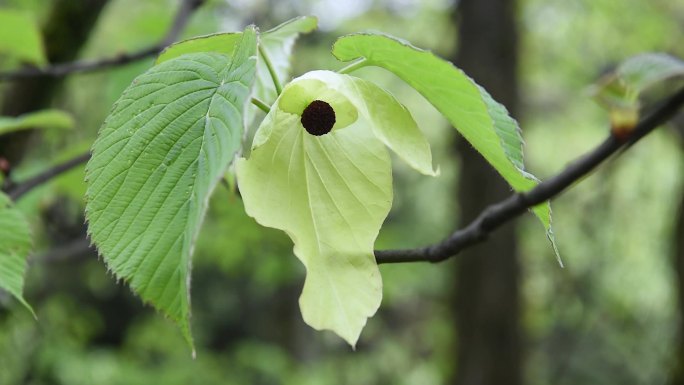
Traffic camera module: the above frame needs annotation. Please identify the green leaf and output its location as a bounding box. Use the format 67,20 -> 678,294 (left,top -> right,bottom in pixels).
0,192 -> 34,316
85,26 -> 257,350
0,109 -> 74,136
156,33 -> 242,64
157,16 -> 317,107
0,9 -> 46,66
332,33 -> 558,261
617,53 -> 684,93
237,71 -> 403,346
591,53 -> 684,109
156,17 -> 316,132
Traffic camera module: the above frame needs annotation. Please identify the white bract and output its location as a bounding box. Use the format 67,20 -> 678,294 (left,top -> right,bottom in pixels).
237,70 -> 435,345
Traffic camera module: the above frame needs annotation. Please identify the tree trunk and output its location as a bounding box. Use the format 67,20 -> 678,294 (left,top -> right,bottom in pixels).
669,120 -> 684,384
671,190 -> 684,384
451,1 -> 522,384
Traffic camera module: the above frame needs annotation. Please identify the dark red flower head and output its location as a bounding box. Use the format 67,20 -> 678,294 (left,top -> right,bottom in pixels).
301,100 -> 336,136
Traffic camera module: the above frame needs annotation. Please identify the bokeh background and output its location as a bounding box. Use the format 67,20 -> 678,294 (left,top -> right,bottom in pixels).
0,0 -> 683,384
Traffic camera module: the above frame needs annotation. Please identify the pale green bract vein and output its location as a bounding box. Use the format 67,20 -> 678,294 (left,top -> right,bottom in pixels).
85,27 -> 257,351
332,33 -> 560,263
0,192 -> 34,316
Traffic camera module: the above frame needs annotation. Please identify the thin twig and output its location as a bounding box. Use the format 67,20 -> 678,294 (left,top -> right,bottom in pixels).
0,0 -> 204,81
375,86 -> 684,264
30,237 -> 94,264
6,152 -> 90,200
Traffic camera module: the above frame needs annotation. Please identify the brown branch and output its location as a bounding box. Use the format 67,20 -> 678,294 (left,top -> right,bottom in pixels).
30,237 -> 94,264
0,0 -> 204,81
4,87 -> 683,264
375,85 -> 684,264
5,152 -> 90,200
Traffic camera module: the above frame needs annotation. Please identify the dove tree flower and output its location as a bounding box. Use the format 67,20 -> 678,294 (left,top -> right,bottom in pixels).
237,70 -> 436,345
80,16 -> 559,350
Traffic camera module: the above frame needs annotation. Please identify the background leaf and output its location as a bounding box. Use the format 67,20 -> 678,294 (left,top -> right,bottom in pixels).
592,53 -> 684,109
0,9 -> 46,66
617,53 -> 684,93
85,27 -> 257,349
0,192 -> 33,316
237,82 -> 393,346
0,109 -> 74,136
332,33 -> 558,260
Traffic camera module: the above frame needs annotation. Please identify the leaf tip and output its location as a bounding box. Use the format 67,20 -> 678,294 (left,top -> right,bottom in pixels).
177,311 -> 196,357
425,164 -> 440,177
541,202 -> 563,267
546,224 -> 562,268
19,297 -> 37,320
306,15 -> 319,30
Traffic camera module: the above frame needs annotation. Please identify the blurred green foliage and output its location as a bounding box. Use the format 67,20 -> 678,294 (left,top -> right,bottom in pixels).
0,0 -> 683,384
520,1 -> 684,384
0,8 -> 45,66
